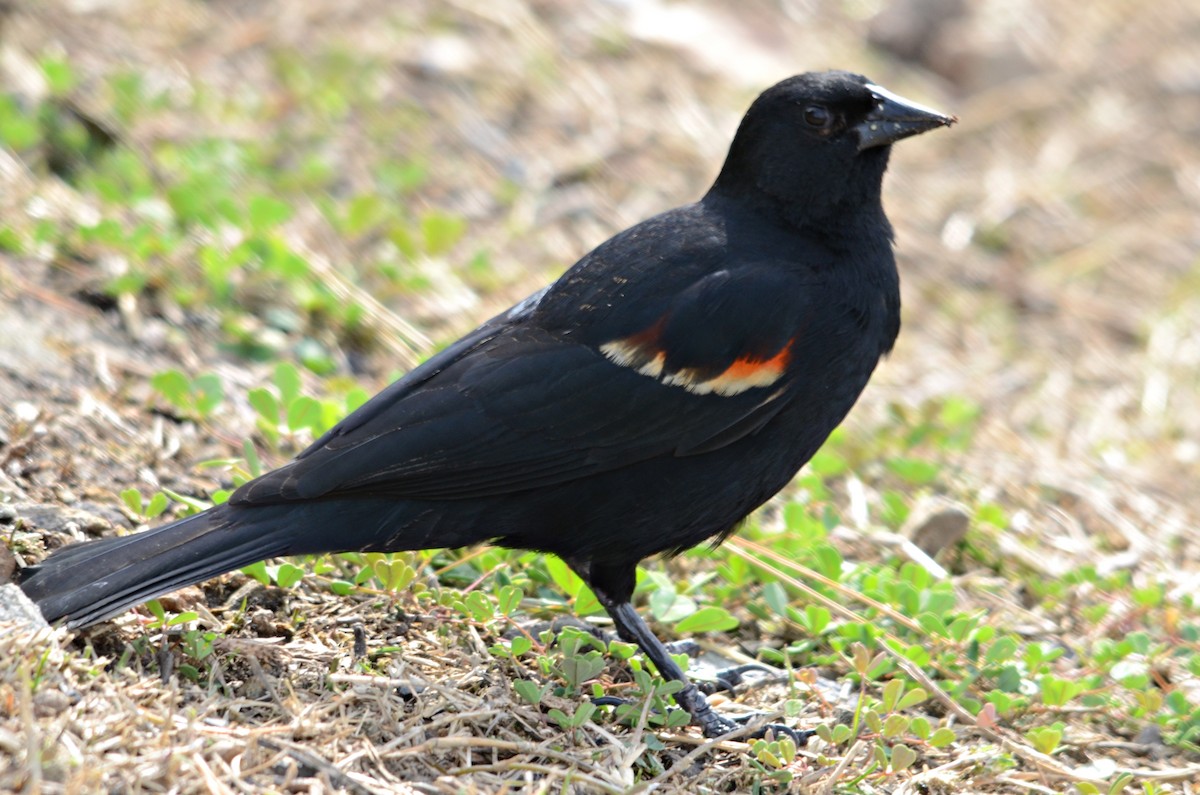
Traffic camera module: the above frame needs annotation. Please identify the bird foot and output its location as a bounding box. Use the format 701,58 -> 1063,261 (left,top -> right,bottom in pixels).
675,683 -> 810,743
698,709 -> 813,745
697,662 -> 790,696
662,640 -> 790,697
591,689 -> 809,744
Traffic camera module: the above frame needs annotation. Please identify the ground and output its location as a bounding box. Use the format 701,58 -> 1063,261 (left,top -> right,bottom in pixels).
1,0 -> 1198,793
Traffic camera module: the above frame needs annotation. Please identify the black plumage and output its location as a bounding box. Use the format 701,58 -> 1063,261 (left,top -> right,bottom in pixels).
19,71 -> 954,738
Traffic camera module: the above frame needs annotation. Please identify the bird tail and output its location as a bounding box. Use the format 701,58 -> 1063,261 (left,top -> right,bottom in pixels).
18,503 -> 295,628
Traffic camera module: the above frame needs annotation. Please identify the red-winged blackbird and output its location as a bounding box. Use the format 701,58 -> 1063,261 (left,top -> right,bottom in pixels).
19,71 -> 954,738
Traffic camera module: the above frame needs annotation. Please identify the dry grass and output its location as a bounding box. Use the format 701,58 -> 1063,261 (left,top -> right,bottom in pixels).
1,0 -> 1198,792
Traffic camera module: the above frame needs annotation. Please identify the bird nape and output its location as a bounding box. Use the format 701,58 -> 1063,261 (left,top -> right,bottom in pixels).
18,71 -> 954,740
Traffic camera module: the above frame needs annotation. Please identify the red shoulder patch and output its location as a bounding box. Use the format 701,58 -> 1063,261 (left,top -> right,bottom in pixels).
598,319 -> 668,378
601,328 -> 792,396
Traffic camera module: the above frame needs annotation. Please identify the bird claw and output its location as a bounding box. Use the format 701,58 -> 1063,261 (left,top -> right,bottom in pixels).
697,662 -> 789,695
658,637 -> 789,697
724,713 -> 814,745
690,704 -> 812,744
675,683 -> 810,744
589,688 -> 809,746
590,695 -> 628,708
663,639 -> 702,657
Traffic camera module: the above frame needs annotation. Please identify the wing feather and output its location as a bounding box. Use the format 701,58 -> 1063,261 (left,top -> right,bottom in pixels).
231,266 -> 818,506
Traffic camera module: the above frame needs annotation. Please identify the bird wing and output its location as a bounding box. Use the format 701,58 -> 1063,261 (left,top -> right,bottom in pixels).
231,264 -> 822,505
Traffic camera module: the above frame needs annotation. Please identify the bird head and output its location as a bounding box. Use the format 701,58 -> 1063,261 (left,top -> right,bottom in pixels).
709,71 -> 956,230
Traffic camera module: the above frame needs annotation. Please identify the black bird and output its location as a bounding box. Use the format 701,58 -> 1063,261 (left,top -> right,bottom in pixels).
18,71 -> 954,738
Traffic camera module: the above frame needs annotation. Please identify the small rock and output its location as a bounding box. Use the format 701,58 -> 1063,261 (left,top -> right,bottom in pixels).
1134,724 -> 1168,759
0,583 -> 48,629
0,469 -> 26,502
868,0 -> 1041,91
0,543 -> 15,582
12,401 -> 39,423
417,34 -> 477,75
0,727 -> 21,756
902,499 -> 971,558
1135,724 -> 1164,746
153,585 -> 207,617
75,501 -> 130,529
10,503 -> 111,537
868,0 -> 966,66
33,688 -> 74,718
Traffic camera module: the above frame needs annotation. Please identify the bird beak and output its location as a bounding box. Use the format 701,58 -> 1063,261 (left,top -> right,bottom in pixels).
855,84 -> 956,151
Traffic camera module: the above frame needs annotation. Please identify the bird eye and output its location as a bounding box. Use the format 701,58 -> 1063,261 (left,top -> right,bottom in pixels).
802,105 -> 831,129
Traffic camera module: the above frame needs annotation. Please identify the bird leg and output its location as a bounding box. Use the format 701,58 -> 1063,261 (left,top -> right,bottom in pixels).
574,559 -> 805,742
606,600 -> 749,737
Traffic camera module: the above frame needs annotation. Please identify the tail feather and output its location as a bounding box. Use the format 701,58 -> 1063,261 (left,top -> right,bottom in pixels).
18,495 -> 495,628
18,504 -> 295,628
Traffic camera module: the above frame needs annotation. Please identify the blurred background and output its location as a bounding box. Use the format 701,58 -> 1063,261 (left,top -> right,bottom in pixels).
1,0 -> 1199,789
